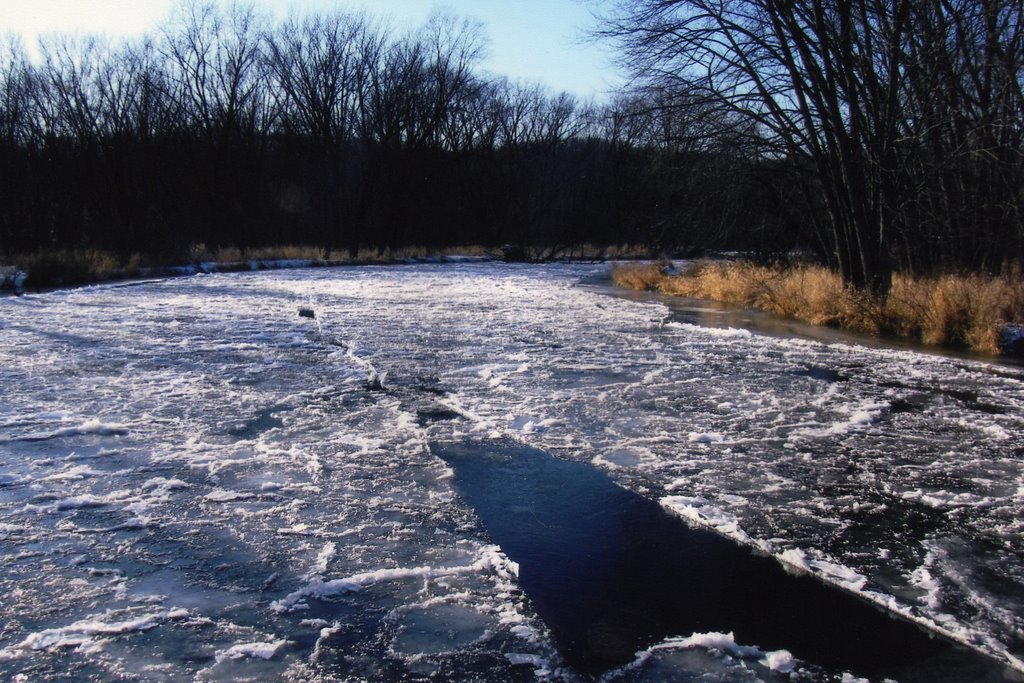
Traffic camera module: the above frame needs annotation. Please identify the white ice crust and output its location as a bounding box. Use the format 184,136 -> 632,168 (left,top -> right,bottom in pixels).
1,262 -> 1022,679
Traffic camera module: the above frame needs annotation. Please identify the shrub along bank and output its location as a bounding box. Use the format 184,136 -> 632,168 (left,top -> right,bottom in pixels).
612,262 -> 1024,355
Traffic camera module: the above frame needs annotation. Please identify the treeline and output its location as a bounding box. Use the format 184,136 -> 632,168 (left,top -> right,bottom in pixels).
4,1 -> 1020,285
603,0 -> 1024,293
0,1 -> 790,263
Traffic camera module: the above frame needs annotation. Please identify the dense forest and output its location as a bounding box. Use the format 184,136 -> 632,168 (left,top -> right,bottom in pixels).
0,2 -> 776,264
1,0 -> 1022,293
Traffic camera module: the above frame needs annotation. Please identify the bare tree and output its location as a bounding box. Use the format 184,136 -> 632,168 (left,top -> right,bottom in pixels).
600,0 -> 915,293
265,10 -> 381,146
0,36 -> 33,149
0,36 -> 35,253
162,0 -> 267,146
4,0 -> 816,263
600,0 -> 1024,286
899,0 -> 1024,271
265,10 -> 385,253
419,10 -> 488,151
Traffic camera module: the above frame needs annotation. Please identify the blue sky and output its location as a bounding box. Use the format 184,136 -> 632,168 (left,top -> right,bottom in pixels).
0,0 -> 623,99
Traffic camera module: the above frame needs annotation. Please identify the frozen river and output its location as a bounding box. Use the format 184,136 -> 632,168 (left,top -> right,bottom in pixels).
1,262 -> 1022,681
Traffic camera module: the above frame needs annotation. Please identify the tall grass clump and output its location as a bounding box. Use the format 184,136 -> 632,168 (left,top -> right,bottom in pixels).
887,269 -> 1024,353
613,261 -> 1024,354
610,262 -> 670,290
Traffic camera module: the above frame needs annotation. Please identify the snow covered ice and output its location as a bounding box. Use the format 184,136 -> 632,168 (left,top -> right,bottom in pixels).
1,262 -> 1023,681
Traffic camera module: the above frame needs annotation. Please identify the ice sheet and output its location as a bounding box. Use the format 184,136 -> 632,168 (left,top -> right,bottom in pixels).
1,262 -> 1022,680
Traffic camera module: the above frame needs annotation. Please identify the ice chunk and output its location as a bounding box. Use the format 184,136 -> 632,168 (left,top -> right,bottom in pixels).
660,496 -> 759,547
672,631 -> 762,658
778,548 -> 812,573
215,639 -> 289,662
687,432 -> 725,444
272,565 -> 474,613
776,547 -> 868,592
13,608 -> 187,653
761,648 -> 796,672
390,604 -> 494,656
204,489 -> 255,502
4,418 -> 130,443
505,652 -> 547,666
305,542 -> 336,579
273,546 -> 518,613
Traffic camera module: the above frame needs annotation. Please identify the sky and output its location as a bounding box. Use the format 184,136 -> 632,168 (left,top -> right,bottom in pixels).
0,0 -> 624,100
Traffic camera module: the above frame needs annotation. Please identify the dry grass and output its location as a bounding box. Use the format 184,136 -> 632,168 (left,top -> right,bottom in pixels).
242,245 -> 327,261
887,269 -> 1024,353
15,249 -> 132,287
613,261 -> 1024,354
332,245 -> 492,262
12,243 -> 646,288
186,243 -> 496,264
188,243 -> 318,263
610,261 -> 670,291
11,244 -> 500,289
540,243 -> 656,260
601,244 -> 660,259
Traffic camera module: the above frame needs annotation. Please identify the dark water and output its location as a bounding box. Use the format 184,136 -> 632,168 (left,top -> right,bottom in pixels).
434,441 -> 1013,681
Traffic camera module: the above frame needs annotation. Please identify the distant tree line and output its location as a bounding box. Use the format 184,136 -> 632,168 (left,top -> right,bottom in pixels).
0,1 -> 787,262
601,0 -> 1024,293
2,0 -> 1020,285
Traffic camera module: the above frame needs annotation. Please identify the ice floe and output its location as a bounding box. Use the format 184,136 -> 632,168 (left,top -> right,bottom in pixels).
1,262 -> 1022,679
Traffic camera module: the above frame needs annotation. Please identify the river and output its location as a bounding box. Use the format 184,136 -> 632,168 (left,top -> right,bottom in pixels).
0,262 -> 1021,681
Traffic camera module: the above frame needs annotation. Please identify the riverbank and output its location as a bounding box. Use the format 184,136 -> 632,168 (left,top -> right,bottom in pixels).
1,243 -> 651,294
612,261 -> 1024,355
0,246 -> 490,292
